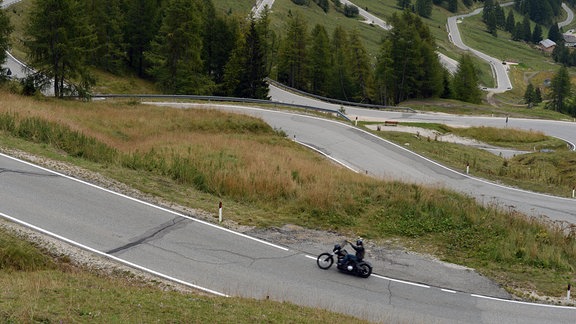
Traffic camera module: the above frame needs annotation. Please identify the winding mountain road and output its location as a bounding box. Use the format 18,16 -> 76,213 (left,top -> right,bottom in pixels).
3,107 -> 576,322
446,3 -> 514,92
1,1 -> 576,322
559,3 -> 575,28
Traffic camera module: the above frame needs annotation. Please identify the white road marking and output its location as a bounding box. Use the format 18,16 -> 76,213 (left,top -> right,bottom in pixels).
471,294 -> 576,309
0,210 -> 228,297
0,152 -> 289,252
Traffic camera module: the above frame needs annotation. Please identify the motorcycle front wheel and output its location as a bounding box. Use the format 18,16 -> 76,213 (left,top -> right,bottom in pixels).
357,263 -> 372,278
316,253 -> 333,269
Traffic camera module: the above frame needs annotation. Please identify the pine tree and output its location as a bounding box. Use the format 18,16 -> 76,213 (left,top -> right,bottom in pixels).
377,13 -> 420,104
512,21 -> 523,41
514,0 -> 554,26
223,18 -> 269,99
419,40 -> 444,98
202,0 -> 237,86
482,0 -> 497,36
548,23 -> 562,43
452,54 -> 482,104
24,0 -> 96,97
521,16 -> 532,42
84,0 -> 125,73
277,14 -> 309,90
447,0 -> 457,12
314,0 -> 329,12
440,69 -> 452,99
505,10 -> 515,33
482,0 -> 494,22
146,0 -> 212,94
486,10 -> 498,36
547,65 -> 571,113
397,0 -> 411,10
233,19 -> 269,99
375,41 -> 393,105
552,43 -> 569,65
523,82 -> 543,106
309,24 -> 331,96
534,87 -> 542,103
254,8 -> 277,78
0,2 -> 13,80
416,0 -> 433,18
124,0 -> 161,77
495,5 -> 506,29
532,24 -> 543,43
328,26 -> 354,100
348,30 -> 374,102
524,83 -> 536,105
375,11 -> 443,104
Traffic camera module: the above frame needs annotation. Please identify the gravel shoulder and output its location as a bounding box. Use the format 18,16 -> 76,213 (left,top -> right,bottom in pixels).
2,146 -> 563,304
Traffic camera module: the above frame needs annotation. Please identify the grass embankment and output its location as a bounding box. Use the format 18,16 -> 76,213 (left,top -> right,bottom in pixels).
1,91 -> 576,306
369,122 -> 576,197
403,97 -> 571,119
0,229 -> 360,323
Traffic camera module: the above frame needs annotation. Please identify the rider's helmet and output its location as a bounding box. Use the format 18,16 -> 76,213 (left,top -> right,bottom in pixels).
356,238 -> 363,246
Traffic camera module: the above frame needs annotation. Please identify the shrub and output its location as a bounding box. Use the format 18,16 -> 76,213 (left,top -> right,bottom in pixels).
292,0 -> 309,5
343,4 -> 359,17
0,232 -> 53,272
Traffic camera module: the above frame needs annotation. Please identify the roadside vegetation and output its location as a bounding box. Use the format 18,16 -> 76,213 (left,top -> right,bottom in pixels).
367,122 -> 576,197
1,91 -> 576,309
403,97 -> 571,119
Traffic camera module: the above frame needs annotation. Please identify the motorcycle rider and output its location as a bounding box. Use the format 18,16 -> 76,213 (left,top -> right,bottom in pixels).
339,238 -> 365,269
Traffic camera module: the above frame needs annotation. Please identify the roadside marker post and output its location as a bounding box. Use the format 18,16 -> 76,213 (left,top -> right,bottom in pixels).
567,283 -> 571,301
219,201 -> 223,223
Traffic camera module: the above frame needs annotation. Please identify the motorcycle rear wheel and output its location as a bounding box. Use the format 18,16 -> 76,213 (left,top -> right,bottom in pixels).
316,253 -> 333,269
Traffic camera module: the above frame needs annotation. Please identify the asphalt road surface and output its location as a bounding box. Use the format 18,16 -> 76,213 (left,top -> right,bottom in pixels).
559,3 -> 575,28
268,84 -> 576,225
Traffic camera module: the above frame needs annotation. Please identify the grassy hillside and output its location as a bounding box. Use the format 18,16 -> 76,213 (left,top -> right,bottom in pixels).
211,0 -> 253,16
1,90 -> 576,301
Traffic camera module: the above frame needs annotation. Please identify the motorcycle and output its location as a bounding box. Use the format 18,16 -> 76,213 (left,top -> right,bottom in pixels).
316,241 -> 372,278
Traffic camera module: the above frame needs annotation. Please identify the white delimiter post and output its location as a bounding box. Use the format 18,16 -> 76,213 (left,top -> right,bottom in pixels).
567,283 -> 571,301
219,201 -> 223,223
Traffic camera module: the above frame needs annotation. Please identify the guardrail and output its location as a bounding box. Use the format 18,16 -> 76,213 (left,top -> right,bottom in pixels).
92,93 -> 352,122
266,78 -> 416,113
